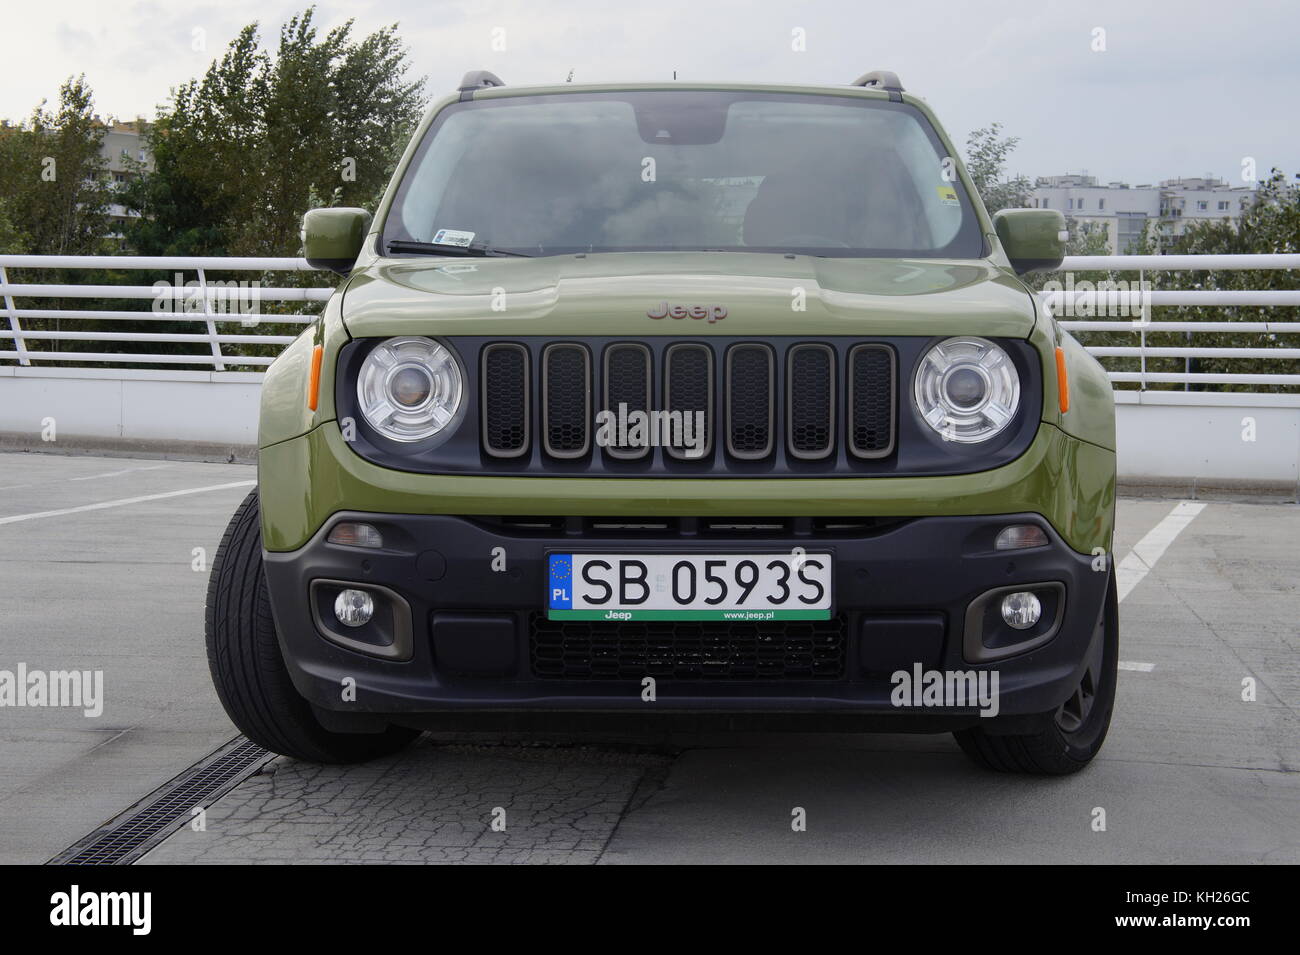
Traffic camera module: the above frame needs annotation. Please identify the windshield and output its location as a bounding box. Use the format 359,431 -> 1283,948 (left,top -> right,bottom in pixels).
383,90 -> 984,258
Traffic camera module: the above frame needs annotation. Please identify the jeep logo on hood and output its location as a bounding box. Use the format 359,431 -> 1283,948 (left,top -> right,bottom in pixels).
647,302 -> 727,323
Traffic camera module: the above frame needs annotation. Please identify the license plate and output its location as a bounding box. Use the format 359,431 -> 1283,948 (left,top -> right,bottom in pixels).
547,553 -> 833,621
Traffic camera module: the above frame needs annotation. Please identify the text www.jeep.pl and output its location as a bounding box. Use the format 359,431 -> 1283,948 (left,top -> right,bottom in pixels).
1114,915 -> 1250,928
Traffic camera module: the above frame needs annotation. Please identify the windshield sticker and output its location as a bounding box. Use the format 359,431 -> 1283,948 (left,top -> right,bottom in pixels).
936,185 -> 959,207
432,228 -> 476,247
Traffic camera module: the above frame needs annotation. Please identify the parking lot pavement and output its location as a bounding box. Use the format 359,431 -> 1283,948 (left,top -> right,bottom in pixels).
600,498 -> 1300,864
0,451 -> 252,865
140,741 -> 673,864
2,449 -> 1296,864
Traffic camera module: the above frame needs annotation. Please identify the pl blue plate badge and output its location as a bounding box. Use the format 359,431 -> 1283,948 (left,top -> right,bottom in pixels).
548,554 -> 573,610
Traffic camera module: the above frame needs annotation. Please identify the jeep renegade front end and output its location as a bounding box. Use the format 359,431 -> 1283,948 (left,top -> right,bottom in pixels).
206,70 -> 1118,774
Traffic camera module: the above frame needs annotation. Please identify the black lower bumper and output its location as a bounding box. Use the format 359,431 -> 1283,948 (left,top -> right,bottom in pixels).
263,512 -> 1109,731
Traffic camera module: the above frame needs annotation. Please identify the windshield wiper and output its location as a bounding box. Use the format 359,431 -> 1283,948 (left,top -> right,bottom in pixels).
387,239 -> 532,258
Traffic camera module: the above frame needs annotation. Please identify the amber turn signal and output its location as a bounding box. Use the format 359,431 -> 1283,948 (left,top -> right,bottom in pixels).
308,344 -> 324,411
1054,346 -> 1069,414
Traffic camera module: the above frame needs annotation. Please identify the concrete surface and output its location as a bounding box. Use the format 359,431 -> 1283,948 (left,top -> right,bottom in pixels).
0,451 -> 253,864
1114,390 -> 1300,496
0,449 -> 1296,865
0,366 -> 263,447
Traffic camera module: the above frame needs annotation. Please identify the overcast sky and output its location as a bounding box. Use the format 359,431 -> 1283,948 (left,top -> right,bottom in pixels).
6,0 -> 1297,186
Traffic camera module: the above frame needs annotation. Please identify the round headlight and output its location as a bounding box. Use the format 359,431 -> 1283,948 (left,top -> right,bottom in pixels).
356,337 -> 463,441
914,337 -> 1020,443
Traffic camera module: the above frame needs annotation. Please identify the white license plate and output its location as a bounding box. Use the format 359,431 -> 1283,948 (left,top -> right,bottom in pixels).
547,552 -> 833,621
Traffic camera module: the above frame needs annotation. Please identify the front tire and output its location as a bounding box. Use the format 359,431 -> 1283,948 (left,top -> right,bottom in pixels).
204,490 -> 419,763
954,571 -> 1118,775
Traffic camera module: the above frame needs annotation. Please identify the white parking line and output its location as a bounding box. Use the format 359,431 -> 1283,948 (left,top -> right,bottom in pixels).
1114,500 -> 1206,674
1116,501 -> 1206,603
0,481 -> 255,525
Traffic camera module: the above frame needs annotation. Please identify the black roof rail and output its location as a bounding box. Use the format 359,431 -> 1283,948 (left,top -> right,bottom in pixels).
458,70 -> 505,101
851,70 -> 904,100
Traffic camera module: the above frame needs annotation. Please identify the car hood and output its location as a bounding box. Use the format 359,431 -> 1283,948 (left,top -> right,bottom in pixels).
340,252 -> 1038,339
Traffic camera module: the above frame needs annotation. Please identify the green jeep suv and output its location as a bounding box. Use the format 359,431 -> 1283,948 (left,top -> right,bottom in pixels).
206,70 -> 1118,774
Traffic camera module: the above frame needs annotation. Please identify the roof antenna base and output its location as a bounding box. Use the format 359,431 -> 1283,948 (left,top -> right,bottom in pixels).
458,71 -> 506,101
851,70 -> 904,99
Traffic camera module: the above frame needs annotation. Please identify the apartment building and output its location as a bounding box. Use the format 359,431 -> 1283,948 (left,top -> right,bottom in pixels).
97,118 -> 154,235
1028,174 -> 1256,253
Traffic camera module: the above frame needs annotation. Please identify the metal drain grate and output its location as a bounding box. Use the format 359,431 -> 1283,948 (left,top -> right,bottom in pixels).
48,736 -> 273,865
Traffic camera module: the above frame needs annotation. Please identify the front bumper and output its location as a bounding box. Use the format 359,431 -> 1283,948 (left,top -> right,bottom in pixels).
263,510 -> 1110,730
256,421 -> 1116,556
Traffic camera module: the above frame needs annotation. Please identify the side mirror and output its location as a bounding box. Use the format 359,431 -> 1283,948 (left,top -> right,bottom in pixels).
993,209 -> 1066,274
302,207 -> 372,275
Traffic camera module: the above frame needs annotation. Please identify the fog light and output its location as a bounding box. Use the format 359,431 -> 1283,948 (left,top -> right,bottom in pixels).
328,522 -> 383,549
995,524 -> 1048,550
334,589 -> 374,628
1000,591 -> 1042,630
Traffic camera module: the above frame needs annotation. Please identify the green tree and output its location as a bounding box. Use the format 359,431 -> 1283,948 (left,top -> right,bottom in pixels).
0,75 -> 113,255
964,123 -> 1031,214
1065,217 -> 1112,257
0,77 -> 119,369
0,199 -> 26,253
124,6 -> 426,258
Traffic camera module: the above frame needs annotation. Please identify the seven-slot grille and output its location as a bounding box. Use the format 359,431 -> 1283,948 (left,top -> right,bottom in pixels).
481,340 -> 895,466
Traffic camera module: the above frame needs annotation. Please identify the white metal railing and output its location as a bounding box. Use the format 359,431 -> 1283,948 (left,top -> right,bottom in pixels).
1045,253 -> 1300,388
0,255 -> 331,372
1,253 -> 1298,388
